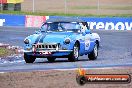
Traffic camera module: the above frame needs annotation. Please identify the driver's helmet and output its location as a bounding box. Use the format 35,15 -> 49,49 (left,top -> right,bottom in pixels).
79,22 -> 87,32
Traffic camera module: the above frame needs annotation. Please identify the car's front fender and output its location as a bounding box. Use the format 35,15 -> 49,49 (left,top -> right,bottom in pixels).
24,34 -> 42,50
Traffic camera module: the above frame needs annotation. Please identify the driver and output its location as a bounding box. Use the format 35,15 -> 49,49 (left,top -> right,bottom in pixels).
49,23 -> 58,31
80,22 -> 88,33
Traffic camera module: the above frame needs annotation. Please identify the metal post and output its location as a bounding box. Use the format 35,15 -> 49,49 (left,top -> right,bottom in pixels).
33,0 -> 35,12
64,0 -> 67,14
97,0 -> 100,15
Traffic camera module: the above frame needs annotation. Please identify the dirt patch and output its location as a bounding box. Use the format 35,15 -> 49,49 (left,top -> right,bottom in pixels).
21,0 -> 132,15
0,67 -> 132,88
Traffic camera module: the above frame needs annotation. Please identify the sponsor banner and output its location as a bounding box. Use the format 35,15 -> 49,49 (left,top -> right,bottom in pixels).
7,0 -> 23,3
0,0 -> 23,3
0,0 -> 7,4
25,15 -> 48,27
76,74 -> 131,85
0,14 -> 25,26
76,68 -> 131,85
0,14 -> 131,30
0,19 -> 5,26
81,17 -> 132,30
50,16 -> 132,30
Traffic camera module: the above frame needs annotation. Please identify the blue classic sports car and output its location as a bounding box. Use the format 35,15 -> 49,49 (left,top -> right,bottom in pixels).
24,18 -> 100,63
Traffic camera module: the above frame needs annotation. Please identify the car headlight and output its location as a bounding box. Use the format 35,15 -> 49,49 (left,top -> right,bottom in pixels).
24,39 -> 29,44
64,38 -> 71,44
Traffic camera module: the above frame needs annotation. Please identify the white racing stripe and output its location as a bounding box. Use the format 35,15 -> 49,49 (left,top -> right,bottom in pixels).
53,66 -> 131,71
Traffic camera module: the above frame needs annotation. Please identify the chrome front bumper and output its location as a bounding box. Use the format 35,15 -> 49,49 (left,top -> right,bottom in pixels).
24,49 -> 72,53
24,43 -> 72,53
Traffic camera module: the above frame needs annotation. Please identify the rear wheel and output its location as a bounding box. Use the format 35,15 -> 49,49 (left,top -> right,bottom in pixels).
88,44 -> 98,60
24,53 -> 36,63
47,57 -> 56,62
68,43 -> 79,62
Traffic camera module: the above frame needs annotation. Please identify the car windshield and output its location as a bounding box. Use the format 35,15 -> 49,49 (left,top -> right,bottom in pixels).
41,22 -> 81,32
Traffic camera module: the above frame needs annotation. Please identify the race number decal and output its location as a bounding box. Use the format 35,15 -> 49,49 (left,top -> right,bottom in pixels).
85,35 -> 90,50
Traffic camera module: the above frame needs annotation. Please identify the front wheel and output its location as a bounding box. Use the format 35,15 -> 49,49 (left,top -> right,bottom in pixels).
88,44 -> 98,60
47,57 -> 56,62
24,53 -> 36,63
68,43 -> 79,62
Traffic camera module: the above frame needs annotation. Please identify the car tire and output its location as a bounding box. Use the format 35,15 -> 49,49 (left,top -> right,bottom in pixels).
24,53 -> 36,63
68,43 -> 79,62
96,40 -> 100,49
47,57 -> 56,62
88,44 -> 98,60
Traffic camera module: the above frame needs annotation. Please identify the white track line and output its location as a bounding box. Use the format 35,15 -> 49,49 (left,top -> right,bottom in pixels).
53,66 -> 131,71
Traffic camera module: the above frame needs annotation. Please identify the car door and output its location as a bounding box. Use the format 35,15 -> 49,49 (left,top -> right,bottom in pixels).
84,33 -> 91,51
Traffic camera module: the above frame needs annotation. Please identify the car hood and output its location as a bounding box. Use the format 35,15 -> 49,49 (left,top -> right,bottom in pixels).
35,32 -> 73,44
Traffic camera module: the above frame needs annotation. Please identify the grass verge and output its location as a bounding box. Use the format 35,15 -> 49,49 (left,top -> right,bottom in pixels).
0,47 -> 15,57
72,6 -> 132,10
0,10 -> 132,17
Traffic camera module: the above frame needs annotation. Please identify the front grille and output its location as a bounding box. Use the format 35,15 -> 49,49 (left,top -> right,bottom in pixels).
33,43 -> 59,50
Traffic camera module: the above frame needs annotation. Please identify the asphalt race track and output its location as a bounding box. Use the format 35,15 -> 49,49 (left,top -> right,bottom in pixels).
0,27 -> 132,72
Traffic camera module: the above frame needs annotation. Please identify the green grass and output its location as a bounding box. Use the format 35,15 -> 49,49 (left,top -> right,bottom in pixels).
0,10 -> 132,17
72,6 -> 132,10
0,10 -> 94,16
101,6 -> 132,10
0,48 -> 9,57
0,47 -> 15,57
